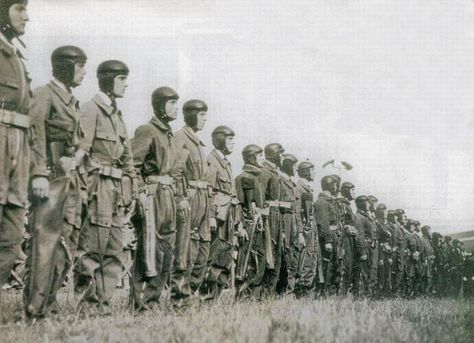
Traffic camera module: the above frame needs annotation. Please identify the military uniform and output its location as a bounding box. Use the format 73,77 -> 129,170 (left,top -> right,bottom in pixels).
278,172 -> 302,294
337,197 -> 361,295
314,192 -> 340,293
354,210 -> 377,296
75,93 -> 135,309
388,221 -> 405,296
130,116 -> 179,306
420,234 -> 434,295
235,163 -> 265,295
294,178 -> 318,294
375,218 -> 392,296
172,125 -> 210,297
205,148 -> 241,294
24,79 -> 85,316
0,32 -> 32,288
258,160 -> 282,294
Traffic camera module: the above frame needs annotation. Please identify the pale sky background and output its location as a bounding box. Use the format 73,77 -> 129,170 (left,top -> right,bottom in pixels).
21,0 -> 473,234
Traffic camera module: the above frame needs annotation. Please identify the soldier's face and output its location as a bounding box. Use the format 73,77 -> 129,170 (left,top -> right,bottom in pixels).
349,188 -> 355,199
113,75 -> 128,98
165,99 -> 178,120
9,4 -> 29,36
224,136 -> 235,154
195,111 -> 207,131
255,152 -> 264,167
72,63 -> 86,87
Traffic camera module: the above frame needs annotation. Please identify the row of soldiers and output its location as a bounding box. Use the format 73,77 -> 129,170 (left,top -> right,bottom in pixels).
0,0 -> 468,320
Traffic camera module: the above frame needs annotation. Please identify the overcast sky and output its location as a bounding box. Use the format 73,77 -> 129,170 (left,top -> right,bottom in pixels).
22,0 -> 473,234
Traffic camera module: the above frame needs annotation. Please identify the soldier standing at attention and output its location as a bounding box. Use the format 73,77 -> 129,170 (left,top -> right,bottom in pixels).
129,87 -> 180,309
259,143 -> 285,296
75,60 -> 135,315
278,154 -> 305,295
24,46 -> 87,318
294,161 -> 318,297
171,99 -> 210,305
354,196 -> 374,296
387,210 -> 405,296
234,144 -> 265,298
374,203 -> 392,297
0,0 -> 32,289
205,125 -> 246,298
314,175 -> 340,294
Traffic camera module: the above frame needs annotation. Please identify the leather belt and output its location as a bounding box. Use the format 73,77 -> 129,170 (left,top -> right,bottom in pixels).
268,200 -> 292,210
329,225 -> 339,231
188,180 -> 209,189
146,175 -> 174,186
99,165 -> 123,179
0,109 -> 30,128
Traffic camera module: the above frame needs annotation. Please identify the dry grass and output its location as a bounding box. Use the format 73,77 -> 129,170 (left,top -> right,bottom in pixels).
0,290 -> 472,343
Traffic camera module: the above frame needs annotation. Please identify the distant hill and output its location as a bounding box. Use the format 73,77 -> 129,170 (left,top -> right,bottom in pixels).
450,230 -> 474,252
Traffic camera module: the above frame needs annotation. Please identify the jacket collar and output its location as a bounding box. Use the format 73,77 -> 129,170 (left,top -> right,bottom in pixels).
0,32 -> 15,56
211,149 -> 230,169
318,191 -> 335,201
150,116 -> 172,133
357,209 -> 372,219
263,160 -> 278,174
47,80 -> 76,106
93,93 -> 115,115
183,125 -> 205,147
242,164 -> 261,176
297,178 -> 312,192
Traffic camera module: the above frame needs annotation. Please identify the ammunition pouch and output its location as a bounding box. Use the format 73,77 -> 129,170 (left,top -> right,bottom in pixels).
121,175 -> 133,207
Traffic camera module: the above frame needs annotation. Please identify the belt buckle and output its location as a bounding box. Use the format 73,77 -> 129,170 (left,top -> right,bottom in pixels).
2,110 -> 13,125
102,165 -> 111,176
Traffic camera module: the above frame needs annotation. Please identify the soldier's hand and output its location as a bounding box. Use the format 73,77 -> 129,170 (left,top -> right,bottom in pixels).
209,218 -> 217,232
324,243 -> 333,252
74,148 -> 86,165
177,198 -> 190,223
32,177 -> 50,200
360,254 -> 368,261
298,232 -> 306,250
237,226 -> 248,241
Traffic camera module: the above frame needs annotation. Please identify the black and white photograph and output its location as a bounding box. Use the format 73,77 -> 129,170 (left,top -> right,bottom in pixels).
0,0 -> 473,342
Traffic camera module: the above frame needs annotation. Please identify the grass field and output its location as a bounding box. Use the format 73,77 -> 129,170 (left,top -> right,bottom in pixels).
0,290 -> 473,343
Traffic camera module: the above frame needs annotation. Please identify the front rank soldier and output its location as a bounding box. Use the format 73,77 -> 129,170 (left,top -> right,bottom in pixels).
25,46 -> 87,318
171,99 -> 210,304
76,60 -> 135,314
259,143 -> 285,295
314,175 -> 340,294
294,161 -> 319,296
205,125 -> 245,298
387,210 -> 405,296
0,0 -> 32,289
129,87 -> 180,309
420,225 -> 434,295
278,154 -> 304,294
431,232 -> 444,295
354,196 -> 375,296
374,203 -> 392,297
338,182 -> 361,295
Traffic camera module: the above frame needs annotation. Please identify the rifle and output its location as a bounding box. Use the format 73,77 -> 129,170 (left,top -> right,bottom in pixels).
236,214 -> 259,281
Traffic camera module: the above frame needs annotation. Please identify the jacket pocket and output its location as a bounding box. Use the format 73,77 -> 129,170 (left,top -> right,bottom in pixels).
95,130 -> 117,142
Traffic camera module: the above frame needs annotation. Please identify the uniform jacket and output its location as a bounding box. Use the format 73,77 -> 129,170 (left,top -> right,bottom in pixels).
174,125 -> 207,198
294,179 -> 314,226
131,116 -> 178,188
259,160 -> 281,202
29,81 -> 83,178
354,210 -> 376,255
235,163 -> 263,212
314,191 -> 339,245
0,35 -> 32,207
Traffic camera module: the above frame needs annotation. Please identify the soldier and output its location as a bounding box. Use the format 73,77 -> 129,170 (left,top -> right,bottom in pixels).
431,232 -> 444,296
411,220 -> 423,296
258,143 -> 285,296
24,46 -> 87,318
354,196 -> 375,296
277,154 -> 304,295
235,144 -> 265,297
129,87 -> 180,309
75,60 -> 135,315
367,196 -> 378,219
449,239 -> 464,297
0,0 -> 32,289
420,225 -> 434,295
314,175 -> 340,294
205,125 -> 245,298
387,210 -> 405,296
294,161 -> 320,296
337,181 -> 360,295
441,235 -> 452,296
374,203 -> 392,297
171,99 -> 210,304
